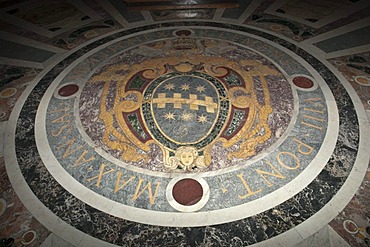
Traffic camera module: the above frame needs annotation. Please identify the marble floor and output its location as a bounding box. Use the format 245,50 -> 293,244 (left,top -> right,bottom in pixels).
0,0 -> 369,246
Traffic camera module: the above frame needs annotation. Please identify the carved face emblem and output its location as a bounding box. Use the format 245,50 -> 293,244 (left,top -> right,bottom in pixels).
180,151 -> 196,166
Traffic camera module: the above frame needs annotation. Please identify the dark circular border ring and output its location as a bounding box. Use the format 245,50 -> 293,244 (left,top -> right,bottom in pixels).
6,20 -> 368,247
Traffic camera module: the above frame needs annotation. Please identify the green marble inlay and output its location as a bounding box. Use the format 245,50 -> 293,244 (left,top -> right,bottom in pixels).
224,70 -> 242,87
128,113 -> 147,139
225,110 -> 245,136
128,74 -> 146,90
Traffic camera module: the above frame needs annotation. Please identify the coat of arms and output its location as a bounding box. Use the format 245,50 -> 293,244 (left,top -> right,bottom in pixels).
89,37 -> 279,172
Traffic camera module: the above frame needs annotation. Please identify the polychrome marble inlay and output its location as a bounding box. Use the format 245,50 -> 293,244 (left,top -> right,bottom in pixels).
6,20 -> 367,247
36,24 -> 337,225
79,37 -> 295,173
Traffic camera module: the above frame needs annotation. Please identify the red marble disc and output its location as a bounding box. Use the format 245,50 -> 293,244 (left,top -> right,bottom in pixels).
58,84 -> 79,97
175,29 -> 192,36
292,76 -> 314,89
172,179 -> 203,206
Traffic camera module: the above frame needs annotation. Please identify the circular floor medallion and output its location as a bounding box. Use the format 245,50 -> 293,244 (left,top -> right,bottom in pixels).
39,25 -> 336,226
354,75 -> 370,86
21,230 -> 36,245
270,24 -> 283,31
174,29 -> 193,37
57,84 -> 79,97
343,220 -> 359,234
0,87 -> 17,98
292,76 -> 314,89
7,21 -> 368,246
172,178 -> 203,206
166,176 -> 210,212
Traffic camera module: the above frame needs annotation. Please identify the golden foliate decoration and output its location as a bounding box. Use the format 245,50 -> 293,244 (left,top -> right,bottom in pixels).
88,39 -> 276,172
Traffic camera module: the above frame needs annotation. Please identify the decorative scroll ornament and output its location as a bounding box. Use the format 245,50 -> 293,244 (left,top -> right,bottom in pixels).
89,38 -> 278,172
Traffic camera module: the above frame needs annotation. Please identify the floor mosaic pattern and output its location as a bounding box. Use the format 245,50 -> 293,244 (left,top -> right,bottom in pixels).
1,1 -> 370,246
3,20 -> 368,246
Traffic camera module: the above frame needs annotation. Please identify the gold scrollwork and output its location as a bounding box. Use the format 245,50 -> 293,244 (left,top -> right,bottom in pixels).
215,60 -> 277,160
228,87 -> 252,108
88,39 -> 278,170
117,91 -> 143,113
97,81 -> 149,162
